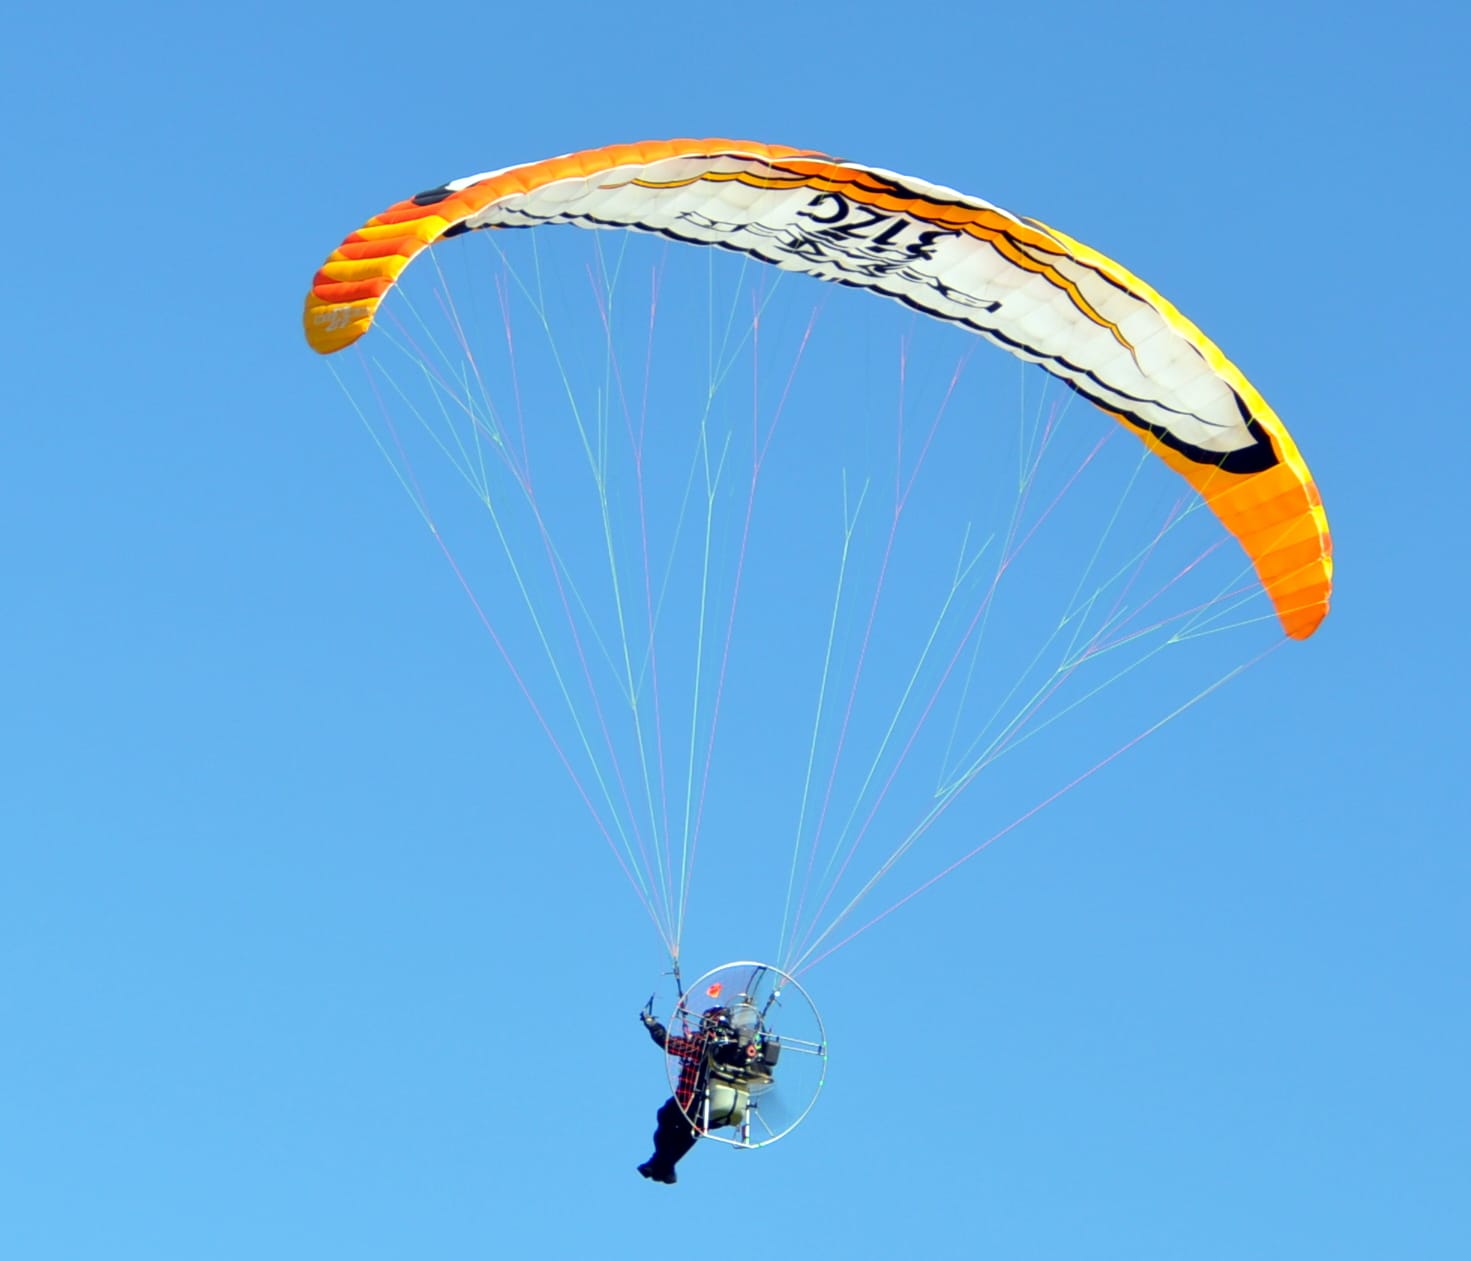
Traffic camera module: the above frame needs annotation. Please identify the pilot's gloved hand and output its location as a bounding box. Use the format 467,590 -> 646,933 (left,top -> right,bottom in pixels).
640,1012 -> 659,1029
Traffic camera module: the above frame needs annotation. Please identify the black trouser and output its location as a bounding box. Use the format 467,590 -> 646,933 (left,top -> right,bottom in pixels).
647,1096 -> 698,1173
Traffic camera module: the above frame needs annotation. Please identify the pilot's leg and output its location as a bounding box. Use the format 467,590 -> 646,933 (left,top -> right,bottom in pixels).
640,1096 -> 696,1184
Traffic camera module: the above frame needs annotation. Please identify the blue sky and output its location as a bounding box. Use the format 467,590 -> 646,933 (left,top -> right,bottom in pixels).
5,1 -> 1468,1256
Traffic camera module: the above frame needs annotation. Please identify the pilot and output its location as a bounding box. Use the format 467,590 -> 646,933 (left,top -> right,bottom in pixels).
637,1006 -> 754,1184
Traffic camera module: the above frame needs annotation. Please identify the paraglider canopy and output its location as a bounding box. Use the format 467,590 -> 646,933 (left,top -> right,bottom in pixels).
304,138 -> 1331,639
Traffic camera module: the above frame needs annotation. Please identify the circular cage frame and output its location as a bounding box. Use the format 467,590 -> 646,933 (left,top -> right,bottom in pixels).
663,961 -> 828,1150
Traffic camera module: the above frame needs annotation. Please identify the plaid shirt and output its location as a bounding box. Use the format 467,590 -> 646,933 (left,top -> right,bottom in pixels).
646,1022 -> 716,1109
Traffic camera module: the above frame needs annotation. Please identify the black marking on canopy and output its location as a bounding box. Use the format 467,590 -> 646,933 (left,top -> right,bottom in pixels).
411,184 -> 457,206
437,201 -> 1279,474
769,158 -> 1238,408
1066,382 -> 1278,473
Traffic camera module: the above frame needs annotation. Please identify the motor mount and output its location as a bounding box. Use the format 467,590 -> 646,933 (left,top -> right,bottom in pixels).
662,961 -> 827,1149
